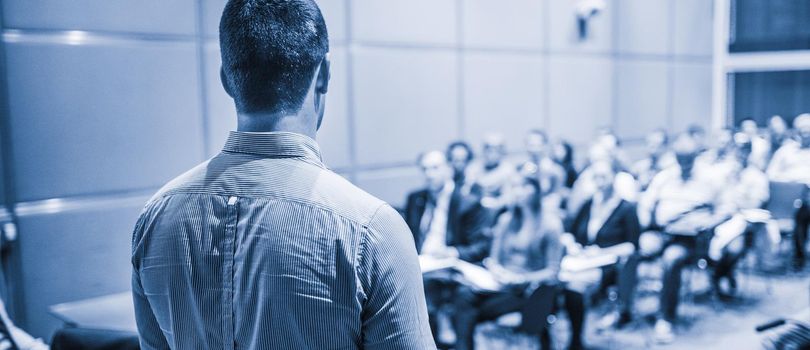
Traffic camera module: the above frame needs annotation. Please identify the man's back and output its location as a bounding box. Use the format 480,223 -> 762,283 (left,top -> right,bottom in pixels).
132,132 -> 435,349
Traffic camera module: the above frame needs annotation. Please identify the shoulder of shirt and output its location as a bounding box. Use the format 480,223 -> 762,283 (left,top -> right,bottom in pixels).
143,159 -> 389,226
144,159 -> 213,207
313,169 -> 390,225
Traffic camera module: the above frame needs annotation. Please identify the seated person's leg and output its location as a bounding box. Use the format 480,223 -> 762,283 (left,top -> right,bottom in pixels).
451,285 -> 478,350
795,203 -> 810,269
616,253 -> 641,320
424,277 -> 455,344
659,243 -> 691,323
712,233 -> 747,296
563,289 -> 586,350
453,284 -> 556,350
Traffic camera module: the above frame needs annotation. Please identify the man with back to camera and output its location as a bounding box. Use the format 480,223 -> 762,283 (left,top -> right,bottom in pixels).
130,1 -> 435,349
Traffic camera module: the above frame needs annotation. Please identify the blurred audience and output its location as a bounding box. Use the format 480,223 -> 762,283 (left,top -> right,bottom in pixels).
466,134 -> 517,211
551,139 -> 578,189
631,128 -> 675,191
563,160 -> 641,333
404,151 -> 492,345
402,112 -> 810,349
767,114 -> 810,269
453,163 -> 563,350
739,117 -> 771,170
524,130 -> 567,213
637,134 -> 733,343
446,141 -> 476,195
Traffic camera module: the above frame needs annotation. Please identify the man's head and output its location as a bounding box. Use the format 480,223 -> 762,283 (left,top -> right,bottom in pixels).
482,134 -> 506,168
220,0 -> 330,125
418,151 -> 452,192
672,133 -> 699,180
525,129 -> 549,159
769,115 -> 787,135
795,113 -> 810,148
733,132 -> 752,165
446,141 -> 474,176
646,129 -> 669,157
687,124 -> 706,150
739,118 -> 758,136
590,160 -> 616,194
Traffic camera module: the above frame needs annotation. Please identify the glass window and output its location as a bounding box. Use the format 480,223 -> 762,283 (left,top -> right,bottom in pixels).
730,0 -> 810,52
731,70 -> 810,126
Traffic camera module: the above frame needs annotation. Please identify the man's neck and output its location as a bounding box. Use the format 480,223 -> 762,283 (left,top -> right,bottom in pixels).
237,112 -> 317,139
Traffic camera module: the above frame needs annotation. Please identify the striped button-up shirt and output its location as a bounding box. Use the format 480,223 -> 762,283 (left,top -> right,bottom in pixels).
131,131 -> 435,350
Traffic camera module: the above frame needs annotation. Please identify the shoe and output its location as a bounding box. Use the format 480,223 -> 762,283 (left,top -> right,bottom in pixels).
654,319 -> 675,344
596,311 -> 633,331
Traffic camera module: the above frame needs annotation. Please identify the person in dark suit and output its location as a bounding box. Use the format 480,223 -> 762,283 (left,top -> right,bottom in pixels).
562,160 -> 641,341
404,150 -> 492,346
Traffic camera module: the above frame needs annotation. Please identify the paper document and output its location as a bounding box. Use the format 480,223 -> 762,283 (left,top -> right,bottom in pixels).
453,260 -> 503,292
418,255 -> 457,273
560,253 -> 617,273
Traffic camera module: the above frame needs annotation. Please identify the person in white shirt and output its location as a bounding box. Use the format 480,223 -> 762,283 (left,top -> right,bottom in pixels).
767,115 -> 791,161
739,118 -> 771,170
709,133 -> 773,298
631,129 -> 676,191
768,114 -> 810,269
638,134 -> 733,344
767,114 -> 810,184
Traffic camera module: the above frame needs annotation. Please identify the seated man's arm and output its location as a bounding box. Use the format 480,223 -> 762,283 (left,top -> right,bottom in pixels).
359,204 -> 436,349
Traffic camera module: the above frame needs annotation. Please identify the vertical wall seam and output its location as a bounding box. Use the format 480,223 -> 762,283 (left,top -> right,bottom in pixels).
344,0 -> 358,182
456,0 -> 465,140
195,0 -> 212,158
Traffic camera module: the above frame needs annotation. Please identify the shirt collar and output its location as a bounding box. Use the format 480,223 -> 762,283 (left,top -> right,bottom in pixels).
222,131 -> 324,165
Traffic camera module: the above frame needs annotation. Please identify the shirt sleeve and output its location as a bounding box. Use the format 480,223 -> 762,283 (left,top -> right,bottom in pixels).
131,211 -> 171,350
357,204 -> 437,350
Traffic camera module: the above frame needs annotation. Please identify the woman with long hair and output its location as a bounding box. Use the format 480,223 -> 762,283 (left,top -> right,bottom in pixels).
452,163 -> 566,350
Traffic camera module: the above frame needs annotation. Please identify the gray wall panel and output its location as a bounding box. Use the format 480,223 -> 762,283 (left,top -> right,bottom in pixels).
16,200 -> 144,338
6,41 -> 205,201
2,0 -> 196,36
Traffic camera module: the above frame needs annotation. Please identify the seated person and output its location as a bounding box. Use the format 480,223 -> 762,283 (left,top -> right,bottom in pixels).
767,113 -> 810,269
452,163 -> 564,350
709,133 -> 773,295
551,139 -> 579,189
403,150 -> 492,345
637,134 -> 734,344
766,115 -> 790,161
739,118 -> 771,170
524,129 -> 566,211
631,129 -> 675,191
465,134 -> 517,211
568,140 -> 637,218
562,160 -> 641,334
446,141 -> 475,194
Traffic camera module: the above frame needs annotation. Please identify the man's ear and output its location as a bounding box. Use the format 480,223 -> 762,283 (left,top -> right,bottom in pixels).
315,54 -> 330,94
220,67 -> 233,98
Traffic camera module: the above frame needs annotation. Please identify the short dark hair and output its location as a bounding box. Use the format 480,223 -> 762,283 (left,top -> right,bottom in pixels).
220,0 -> 329,114
446,141 -> 474,162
